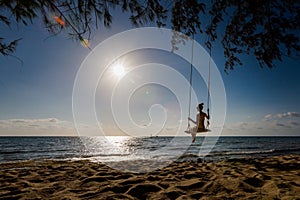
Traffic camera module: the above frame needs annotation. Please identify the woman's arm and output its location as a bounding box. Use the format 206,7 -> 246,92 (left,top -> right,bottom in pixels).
188,117 -> 197,125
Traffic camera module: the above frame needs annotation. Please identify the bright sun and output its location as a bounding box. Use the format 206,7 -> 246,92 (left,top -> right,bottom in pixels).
112,64 -> 126,78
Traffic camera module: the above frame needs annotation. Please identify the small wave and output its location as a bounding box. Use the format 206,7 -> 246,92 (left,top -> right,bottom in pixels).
208,149 -> 275,157
0,149 -> 74,155
273,147 -> 300,154
80,153 -> 131,158
228,149 -> 275,155
207,147 -> 300,158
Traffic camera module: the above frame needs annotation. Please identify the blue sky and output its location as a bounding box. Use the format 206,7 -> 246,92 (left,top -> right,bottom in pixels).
0,9 -> 299,136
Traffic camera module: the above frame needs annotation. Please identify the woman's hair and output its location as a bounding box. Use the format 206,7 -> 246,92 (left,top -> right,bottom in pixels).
198,103 -> 204,110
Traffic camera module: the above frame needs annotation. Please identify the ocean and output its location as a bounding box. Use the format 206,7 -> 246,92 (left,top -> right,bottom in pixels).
1,136 -> 300,164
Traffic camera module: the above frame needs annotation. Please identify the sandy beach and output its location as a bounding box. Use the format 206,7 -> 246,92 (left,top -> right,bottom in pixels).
1,154 -> 299,199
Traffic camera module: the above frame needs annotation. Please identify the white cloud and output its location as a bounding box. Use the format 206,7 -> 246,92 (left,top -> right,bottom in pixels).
289,121 -> 300,126
0,118 -> 77,136
263,112 -> 300,121
0,118 -> 129,136
222,111 -> 300,136
263,114 -> 273,121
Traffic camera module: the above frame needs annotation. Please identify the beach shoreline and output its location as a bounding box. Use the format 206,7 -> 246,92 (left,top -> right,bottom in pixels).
1,154 -> 300,199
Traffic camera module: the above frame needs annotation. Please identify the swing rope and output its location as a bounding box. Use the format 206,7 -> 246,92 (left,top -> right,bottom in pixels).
206,7 -> 213,129
187,35 -> 195,130
187,35 -> 212,131
206,43 -> 212,129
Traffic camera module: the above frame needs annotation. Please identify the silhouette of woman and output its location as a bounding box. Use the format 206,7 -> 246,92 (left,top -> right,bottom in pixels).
187,103 -> 210,142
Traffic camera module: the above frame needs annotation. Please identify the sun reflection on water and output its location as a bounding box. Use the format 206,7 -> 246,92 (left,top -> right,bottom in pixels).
79,136 -> 193,172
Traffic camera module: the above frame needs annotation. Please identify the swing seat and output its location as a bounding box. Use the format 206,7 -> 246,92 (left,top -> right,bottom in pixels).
185,128 -> 210,143
184,129 -> 210,134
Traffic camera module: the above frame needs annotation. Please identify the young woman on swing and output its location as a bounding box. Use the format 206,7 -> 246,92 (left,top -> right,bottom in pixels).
187,103 -> 210,142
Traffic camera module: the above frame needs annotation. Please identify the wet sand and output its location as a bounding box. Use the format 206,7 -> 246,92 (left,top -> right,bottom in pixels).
1,154 -> 300,199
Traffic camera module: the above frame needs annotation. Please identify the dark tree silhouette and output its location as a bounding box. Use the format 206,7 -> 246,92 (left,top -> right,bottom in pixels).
1,0 -> 299,71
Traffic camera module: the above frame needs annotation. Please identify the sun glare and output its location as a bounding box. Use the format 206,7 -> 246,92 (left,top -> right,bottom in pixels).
112,64 -> 126,78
